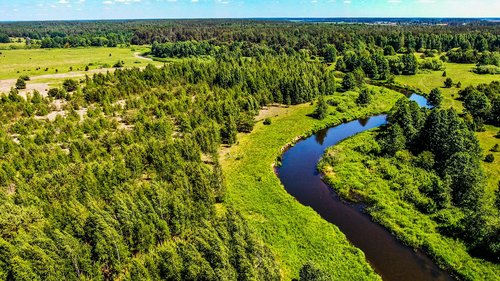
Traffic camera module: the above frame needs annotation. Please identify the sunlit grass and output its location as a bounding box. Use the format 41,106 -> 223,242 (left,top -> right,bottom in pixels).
221,86 -> 403,280
0,46 -> 160,80
320,131 -> 500,281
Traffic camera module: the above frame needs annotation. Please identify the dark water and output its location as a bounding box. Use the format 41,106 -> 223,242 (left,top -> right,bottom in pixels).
276,95 -> 454,281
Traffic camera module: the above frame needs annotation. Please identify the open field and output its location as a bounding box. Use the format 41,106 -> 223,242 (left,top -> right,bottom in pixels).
220,86 -> 404,280
0,46 -> 159,80
477,125 -> 500,195
395,62 -> 499,110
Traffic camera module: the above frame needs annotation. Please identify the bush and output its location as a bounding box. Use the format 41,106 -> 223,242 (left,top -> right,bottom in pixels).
419,58 -> 445,71
298,262 -> 331,281
314,96 -> 328,120
19,75 -> 30,81
484,153 -> 495,163
491,144 -> 500,152
15,78 -> 26,90
428,88 -> 443,107
472,65 -> 500,75
444,77 -> 453,88
263,118 -> 272,125
62,79 -> 78,92
356,88 -> 372,106
47,88 -> 66,99
113,60 -> 124,68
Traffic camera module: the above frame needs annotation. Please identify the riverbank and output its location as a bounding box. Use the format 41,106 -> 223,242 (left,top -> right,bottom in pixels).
220,87 -> 404,279
319,131 -> 500,280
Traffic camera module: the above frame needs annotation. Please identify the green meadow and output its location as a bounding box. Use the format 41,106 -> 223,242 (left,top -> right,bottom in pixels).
0,46 -> 157,80
220,87 -> 404,280
395,61 -> 499,110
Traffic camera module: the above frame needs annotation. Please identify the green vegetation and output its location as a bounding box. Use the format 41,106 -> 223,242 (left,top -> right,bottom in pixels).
1,19 -> 499,281
0,47 -> 156,80
221,86 -> 405,279
428,88 -> 443,107
15,78 -> 26,90
395,61 -> 499,110
320,98 -> 500,280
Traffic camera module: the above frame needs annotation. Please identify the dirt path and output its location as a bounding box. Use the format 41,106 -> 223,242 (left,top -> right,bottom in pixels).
134,52 -> 153,61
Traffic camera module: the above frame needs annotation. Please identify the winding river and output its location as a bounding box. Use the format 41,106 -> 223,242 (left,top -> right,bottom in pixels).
276,94 -> 454,281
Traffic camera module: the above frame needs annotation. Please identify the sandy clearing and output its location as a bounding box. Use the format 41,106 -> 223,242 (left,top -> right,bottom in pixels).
255,104 -> 289,121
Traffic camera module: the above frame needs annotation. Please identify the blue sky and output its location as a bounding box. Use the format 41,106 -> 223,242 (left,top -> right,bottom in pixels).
0,0 -> 499,21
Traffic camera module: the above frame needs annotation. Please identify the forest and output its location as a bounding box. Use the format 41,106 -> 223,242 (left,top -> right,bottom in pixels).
0,19 -> 499,280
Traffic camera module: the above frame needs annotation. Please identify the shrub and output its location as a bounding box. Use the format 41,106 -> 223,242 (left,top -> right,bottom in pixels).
19,75 -> 30,81
113,60 -> 124,68
356,88 -> 372,106
15,78 -> 26,90
484,153 -> 495,163
47,88 -> 66,99
428,88 -> 443,107
419,58 -> 445,71
314,96 -> 328,120
263,118 -> 272,125
62,79 -> 78,92
472,65 -> 500,74
491,144 -> 499,152
444,78 -> 453,88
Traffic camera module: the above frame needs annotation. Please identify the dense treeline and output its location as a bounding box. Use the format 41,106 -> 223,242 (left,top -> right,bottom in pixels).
151,41 -> 217,58
1,20 -> 499,55
459,81 -> 500,129
0,47 -> 334,279
447,48 -> 500,65
378,99 -> 499,262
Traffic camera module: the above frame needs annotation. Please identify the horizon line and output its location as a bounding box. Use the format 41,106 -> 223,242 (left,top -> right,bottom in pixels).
1,17 -> 500,23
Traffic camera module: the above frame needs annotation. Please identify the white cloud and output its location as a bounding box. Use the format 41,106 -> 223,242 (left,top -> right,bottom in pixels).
102,0 -> 141,4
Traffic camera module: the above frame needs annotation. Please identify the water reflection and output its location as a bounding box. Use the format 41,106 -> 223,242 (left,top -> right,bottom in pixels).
314,128 -> 328,145
277,94 -> 453,281
358,117 -> 370,127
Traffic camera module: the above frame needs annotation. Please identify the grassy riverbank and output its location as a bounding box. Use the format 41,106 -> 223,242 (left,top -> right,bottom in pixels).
220,87 -> 404,280
319,131 -> 500,280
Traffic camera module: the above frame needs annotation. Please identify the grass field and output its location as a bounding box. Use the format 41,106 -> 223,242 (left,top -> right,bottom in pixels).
320,131 -> 500,281
395,62 -> 499,110
478,125 -> 500,195
0,46 -> 159,80
220,86 -> 404,280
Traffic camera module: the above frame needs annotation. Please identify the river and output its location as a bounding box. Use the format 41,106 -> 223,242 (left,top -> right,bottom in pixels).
276,94 -> 454,281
